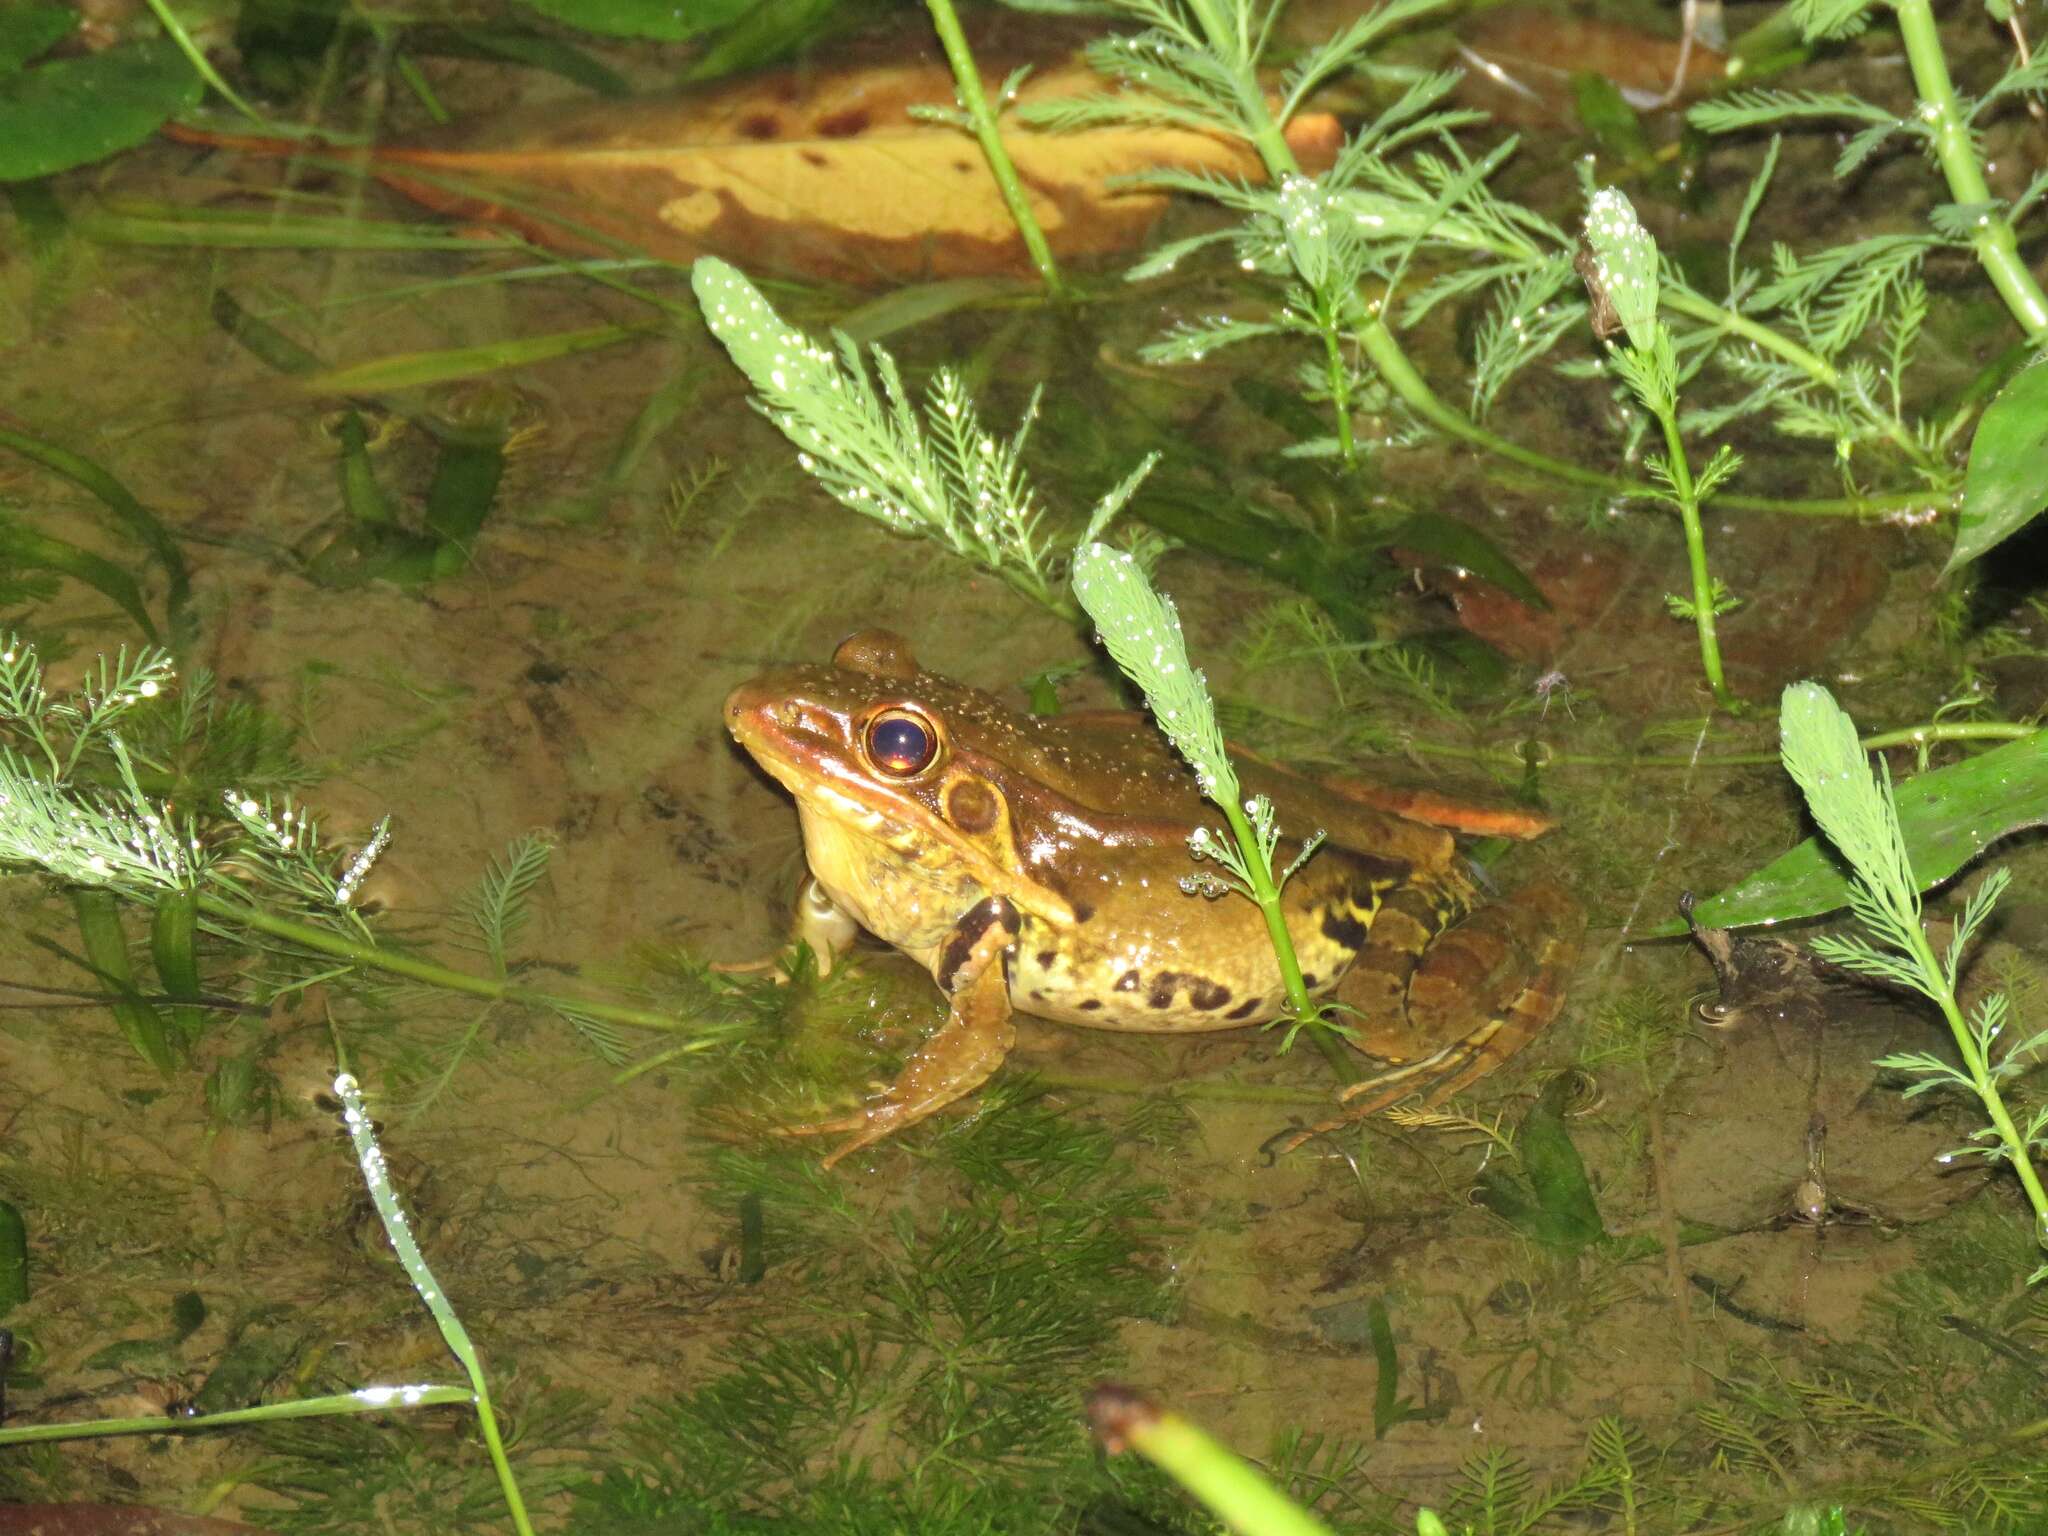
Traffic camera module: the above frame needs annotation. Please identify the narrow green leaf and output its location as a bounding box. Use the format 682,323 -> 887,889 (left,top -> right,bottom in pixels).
300,323 -> 650,394
150,887 -> 204,1047
0,519 -> 158,640
1664,728 -> 2048,933
1475,1084 -> 1605,1253
406,25 -> 632,96
71,887 -> 176,1074
1946,360 -> 2048,573
423,429 -> 507,548
334,411 -> 398,528
0,426 -> 190,639
515,0 -> 747,40
0,38 -> 202,181
1385,512 -> 1549,611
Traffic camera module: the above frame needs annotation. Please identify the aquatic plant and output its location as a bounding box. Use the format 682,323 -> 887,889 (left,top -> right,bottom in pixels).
0,633 -> 726,1085
1778,680 -> 2048,1276
1038,0 -> 2048,558
1578,187 -> 1742,709
918,0 -> 1066,295
1068,542 -> 1332,1052
691,257 -> 1155,619
0,1071 -> 529,1530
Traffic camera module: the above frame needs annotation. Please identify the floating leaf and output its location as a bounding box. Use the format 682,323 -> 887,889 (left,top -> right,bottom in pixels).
0,38 -> 201,182
1946,359 -> 2048,573
1659,728 -> 2048,934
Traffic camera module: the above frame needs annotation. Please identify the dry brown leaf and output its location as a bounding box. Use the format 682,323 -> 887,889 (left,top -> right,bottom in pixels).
177,59 -> 1339,285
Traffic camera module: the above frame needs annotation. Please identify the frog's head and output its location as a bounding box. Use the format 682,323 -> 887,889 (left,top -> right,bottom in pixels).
725,631 -> 1080,920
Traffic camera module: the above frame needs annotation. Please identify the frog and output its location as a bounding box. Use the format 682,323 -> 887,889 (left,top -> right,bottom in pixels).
725,630 -> 1582,1166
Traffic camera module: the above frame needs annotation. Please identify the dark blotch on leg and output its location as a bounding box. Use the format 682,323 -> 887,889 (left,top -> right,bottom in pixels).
1320,908 -> 1368,951
935,895 -> 1021,994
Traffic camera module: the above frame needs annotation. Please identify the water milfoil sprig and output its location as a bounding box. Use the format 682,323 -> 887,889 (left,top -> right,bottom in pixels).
694,257 -> 1149,618
1579,189 -> 1741,711
1040,0 -> 1958,520
1070,544 -> 1332,1051
0,637 -> 717,1062
1779,681 -> 2048,1278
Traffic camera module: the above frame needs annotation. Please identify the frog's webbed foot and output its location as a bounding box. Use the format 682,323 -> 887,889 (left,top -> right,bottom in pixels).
713,877 -> 864,981
1273,881 -> 1583,1156
777,894 -> 1021,1169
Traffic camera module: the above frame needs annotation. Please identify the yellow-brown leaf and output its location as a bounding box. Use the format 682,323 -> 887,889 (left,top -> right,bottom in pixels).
186,59 -> 1338,284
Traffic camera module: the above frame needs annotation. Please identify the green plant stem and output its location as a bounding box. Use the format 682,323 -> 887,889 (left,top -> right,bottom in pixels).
1216,798 -> 1354,1083
923,0 -> 1066,297
193,892 -> 695,1034
1892,0 -> 2048,339
141,0 -> 265,123
1360,322 -> 1933,518
1903,921 -> 2048,1234
1318,323 -> 1359,467
334,1071 -> 535,1536
1391,717 -> 2034,771
1653,407 -> 1736,708
0,1387 -> 476,1446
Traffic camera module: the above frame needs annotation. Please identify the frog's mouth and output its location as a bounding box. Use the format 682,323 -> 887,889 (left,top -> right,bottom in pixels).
725,680 -> 919,844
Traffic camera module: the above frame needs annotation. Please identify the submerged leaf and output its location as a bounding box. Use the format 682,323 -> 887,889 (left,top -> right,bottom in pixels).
178,59 -> 1333,283
1947,360 -> 2048,573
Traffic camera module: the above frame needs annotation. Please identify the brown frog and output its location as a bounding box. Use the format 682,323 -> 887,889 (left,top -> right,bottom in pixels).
726,631 -> 1582,1165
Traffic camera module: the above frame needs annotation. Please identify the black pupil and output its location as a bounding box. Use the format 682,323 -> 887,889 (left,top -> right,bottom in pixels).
869,714 -> 932,774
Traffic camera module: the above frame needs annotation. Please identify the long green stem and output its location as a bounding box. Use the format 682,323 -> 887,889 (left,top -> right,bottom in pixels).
335,1072 -> 536,1536
923,0 -> 1067,297
1893,0 -> 2048,339
1218,803 -> 1313,1023
1360,320 -> 1931,517
0,1387 -> 477,1447
1318,322 -> 1359,468
1654,406 -> 1736,709
1905,923 -> 2048,1235
194,892 -> 696,1034
1216,798 -> 1354,1082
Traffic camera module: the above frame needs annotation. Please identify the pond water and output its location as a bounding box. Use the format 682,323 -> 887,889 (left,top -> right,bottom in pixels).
2,3 -> 2047,1533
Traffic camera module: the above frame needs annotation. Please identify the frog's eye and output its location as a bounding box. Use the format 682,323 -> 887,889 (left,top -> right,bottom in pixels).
865,708 -> 938,776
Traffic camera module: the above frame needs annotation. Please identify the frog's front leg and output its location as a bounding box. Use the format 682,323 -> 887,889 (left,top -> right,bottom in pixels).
782,894 -> 1022,1168
794,876 -> 863,978
717,876 -> 862,979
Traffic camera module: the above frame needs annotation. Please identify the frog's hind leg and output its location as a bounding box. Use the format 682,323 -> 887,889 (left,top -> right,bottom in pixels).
777,894 -> 1020,1169
1297,881 -> 1582,1147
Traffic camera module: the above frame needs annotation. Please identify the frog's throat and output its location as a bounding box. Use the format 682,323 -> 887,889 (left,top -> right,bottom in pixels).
776,770 -> 1077,928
